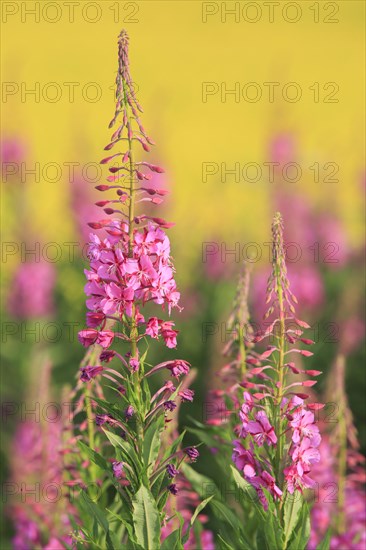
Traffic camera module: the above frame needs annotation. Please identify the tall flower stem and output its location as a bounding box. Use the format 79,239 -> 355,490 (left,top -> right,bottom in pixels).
76,30 -> 193,546
81,346 -> 100,483
335,355 -> 347,534
275,274 -> 286,490
271,214 -> 287,496
121,43 -> 144,448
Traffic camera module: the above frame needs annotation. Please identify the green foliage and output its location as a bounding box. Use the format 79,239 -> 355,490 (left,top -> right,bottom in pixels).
132,485 -> 161,550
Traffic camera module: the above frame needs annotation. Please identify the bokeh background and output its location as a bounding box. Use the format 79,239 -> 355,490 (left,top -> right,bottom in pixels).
1,0 -> 365,545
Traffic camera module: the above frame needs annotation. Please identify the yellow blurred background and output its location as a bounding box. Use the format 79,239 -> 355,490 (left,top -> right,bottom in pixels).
1,5 -> 366,544
1,0 -> 365,280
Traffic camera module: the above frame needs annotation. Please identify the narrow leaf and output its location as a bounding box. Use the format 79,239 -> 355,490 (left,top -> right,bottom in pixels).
132,485 -> 161,550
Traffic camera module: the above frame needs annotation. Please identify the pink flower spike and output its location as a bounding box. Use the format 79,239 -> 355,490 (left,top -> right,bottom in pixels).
292,393 -> 309,399
295,318 -> 311,329
287,363 -> 301,374
251,366 -> 272,375
306,370 -> 322,376
95,185 -> 110,191
149,217 -> 175,229
140,163 -> 165,173
107,174 -> 126,182
286,349 -> 314,357
253,392 -> 270,400
300,350 -> 314,357
100,153 -> 121,164
307,402 -> 325,410
258,346 -> 277,360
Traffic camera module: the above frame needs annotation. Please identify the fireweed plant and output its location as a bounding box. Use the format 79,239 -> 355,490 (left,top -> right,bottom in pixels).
231,212 -> 325,548
184,213 -> 331,550
73,30 -> 211,549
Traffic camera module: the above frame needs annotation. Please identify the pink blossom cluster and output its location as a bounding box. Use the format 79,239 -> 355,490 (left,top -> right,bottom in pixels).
232,437 -> 282,509
78,222 -> 180,350
233,388 -> 322,506
283,397 -> 321,493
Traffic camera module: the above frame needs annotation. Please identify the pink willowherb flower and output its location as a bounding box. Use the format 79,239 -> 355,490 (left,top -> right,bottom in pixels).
247,410 -> 277,446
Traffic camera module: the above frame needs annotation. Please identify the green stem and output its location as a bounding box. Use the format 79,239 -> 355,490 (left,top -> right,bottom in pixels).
275,268 -> 286,523
85,383 -> 95,451
238,321 -> 246,380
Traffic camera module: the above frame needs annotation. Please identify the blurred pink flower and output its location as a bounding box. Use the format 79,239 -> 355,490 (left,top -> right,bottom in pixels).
339,316 -> 365,355
203,238 -> 234,281
9,413 -> 76,549
274,193 -> 317,246
7,260 -> 56,319
316,215 -> 349,267
309,437 -> 366,550
0,137 -> 26,165
268,133 -> 296,166
286,265 -> 324,309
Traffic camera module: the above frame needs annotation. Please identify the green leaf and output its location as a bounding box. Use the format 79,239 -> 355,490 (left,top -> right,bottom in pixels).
79,491 -> 109,533
161,530 -> 184,550
283,492 -> 303,547
92,396 -> 129,423
186,426 -> 218,449
181,463 -> 218,499
255,511 -> 283,550
217,534 -> 236,550
78,491 -> 115,550
230,465 -> 266,520
78,440 -> 109,471
287,503 -> 310,550
161,515 -> 184,550
316,529 -> 332,550
182,464 -> 253,548
143,415 -> 164,475
162,430 -> 186,461
210,500 -> 241,530
106,508 -> 142,549
104,430 -> 141,470
132,485 -> 161,550
182,495 -> 214,544
191,494 -> 214,526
